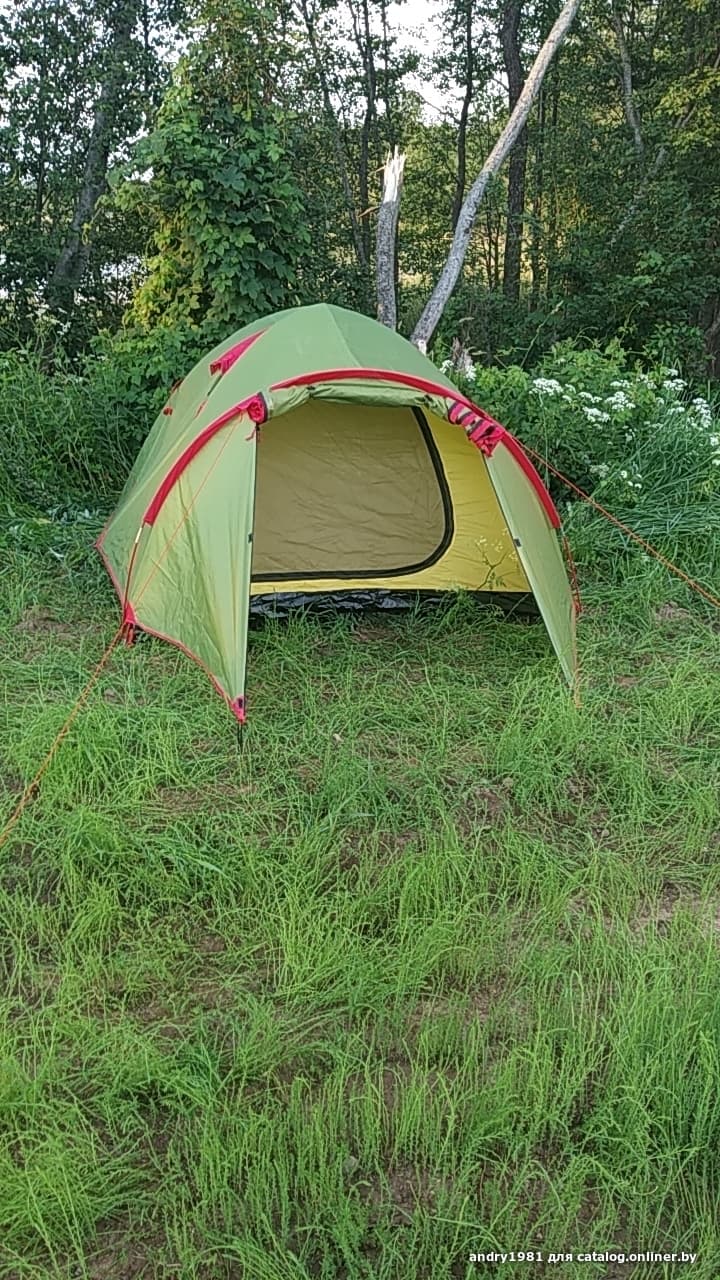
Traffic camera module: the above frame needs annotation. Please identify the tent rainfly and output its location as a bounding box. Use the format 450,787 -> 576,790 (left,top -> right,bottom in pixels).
97,303 -> 579,722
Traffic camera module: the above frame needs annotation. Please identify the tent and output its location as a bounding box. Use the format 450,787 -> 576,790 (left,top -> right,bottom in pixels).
97,303 -> 578,722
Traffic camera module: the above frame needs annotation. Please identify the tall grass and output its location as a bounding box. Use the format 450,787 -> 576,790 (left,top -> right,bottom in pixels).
0,348 -> 160,511
1,516 -> 719,1277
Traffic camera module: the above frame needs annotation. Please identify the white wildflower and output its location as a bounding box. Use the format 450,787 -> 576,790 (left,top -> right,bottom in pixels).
713,459 -> 720,467
589,463 -> 609,479
610,380 -> 630,389
579,391 -> 600,402
530,377 -> 564,396
606,391 -> 631,411
584,407 -> 611,422
709,435 -> 719,447
620,470 -> 628,479
663,377 -> 686,392
441,353 -> 476,381
691,397 -> 713,428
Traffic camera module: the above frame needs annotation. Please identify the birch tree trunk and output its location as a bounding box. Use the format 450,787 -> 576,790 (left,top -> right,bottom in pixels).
501,0 -> 528,301
298,0 -> 368,274
529,84 -> 545,304
611,3 -> 644,163
376,147 -> 405,328
608,46 -> 720,251
410,0 -> 582,352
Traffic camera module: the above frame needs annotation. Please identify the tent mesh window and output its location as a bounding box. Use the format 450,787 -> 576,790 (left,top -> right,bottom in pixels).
252,403 -> 452,581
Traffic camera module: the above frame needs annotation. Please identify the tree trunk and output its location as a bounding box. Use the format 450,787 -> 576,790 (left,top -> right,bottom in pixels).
501,0 -> 528,301
410,0 -> 582,352
546,62 -> 560,295
298,0 -> 368,274
609,45 -> 720,249
611,2 -> 644,163
379,0 -> 397,147
376,147 -> 405,328
47,0 -> 138,313
529,84 -> 545,304
450,0 -> 473,232
353,0 -> 379,264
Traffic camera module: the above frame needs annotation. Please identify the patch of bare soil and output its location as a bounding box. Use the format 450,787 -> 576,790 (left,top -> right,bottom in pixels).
404,988 -> 502,1037
452,778 -> 516,836
353,1163 -> 452,1226
132,995 -> 183,1042
75,1226 -> 166,1280
377,829 -> 419,858
653,603 -> 692,624
338,827 -> 419,875
152,775 -> 254,816
352,624 -> 394,643
0,769 -> 24,796
14,605 -> 83,642
630,884 -> 720,937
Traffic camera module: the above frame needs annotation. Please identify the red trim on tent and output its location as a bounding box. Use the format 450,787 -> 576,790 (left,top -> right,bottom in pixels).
269,367 -> 561,527
467,421 -> 505,457
143,395 -> 267,526
210,329 -> 266,376
271,366 -> 483,406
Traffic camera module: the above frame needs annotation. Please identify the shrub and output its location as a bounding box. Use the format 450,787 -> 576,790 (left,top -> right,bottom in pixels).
0,325 -> 212,512
444,340 -> 720,575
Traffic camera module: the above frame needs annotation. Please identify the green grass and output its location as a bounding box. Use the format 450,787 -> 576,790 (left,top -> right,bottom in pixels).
1,527 -> 720,1280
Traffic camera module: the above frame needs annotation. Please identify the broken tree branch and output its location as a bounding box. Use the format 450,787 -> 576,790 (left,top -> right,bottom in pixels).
410,0 -> 582,353
375,146 -> 405,329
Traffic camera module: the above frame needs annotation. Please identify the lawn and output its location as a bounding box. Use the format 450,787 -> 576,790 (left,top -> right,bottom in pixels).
1,521 -> 719,1280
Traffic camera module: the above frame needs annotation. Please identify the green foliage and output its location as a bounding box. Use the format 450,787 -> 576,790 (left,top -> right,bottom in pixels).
0,339 -> 180,510
0,0 -> 183,350
447,341 -> 720,572
114,0 -> 313,345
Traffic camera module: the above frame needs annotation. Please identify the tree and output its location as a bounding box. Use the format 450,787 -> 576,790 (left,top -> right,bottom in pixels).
500,0 -> 528,300
0,0 -> 183,346
47,0 -> 142,315
410,0 -> 583,351
115,0 -> 313,341
376,146 -> 405,326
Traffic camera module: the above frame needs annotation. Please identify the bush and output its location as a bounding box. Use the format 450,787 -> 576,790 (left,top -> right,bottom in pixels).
0,325 -> 211,512
444,340 -> 720,576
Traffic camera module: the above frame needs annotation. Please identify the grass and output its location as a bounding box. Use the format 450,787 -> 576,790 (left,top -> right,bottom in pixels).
1,524 -> 720,1280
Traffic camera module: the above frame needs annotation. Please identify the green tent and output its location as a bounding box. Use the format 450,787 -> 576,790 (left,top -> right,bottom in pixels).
98,303 -> 578,721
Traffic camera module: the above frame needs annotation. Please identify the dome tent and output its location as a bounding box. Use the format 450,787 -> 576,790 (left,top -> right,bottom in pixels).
97,303 -> 578,723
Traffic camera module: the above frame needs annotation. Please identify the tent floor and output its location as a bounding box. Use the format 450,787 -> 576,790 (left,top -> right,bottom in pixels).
248,588 -> 540,624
